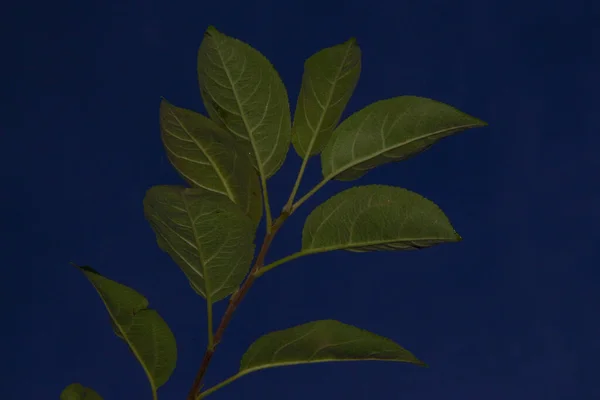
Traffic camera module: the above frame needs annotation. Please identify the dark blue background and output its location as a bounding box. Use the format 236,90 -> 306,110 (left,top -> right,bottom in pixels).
5,0 -> 599,399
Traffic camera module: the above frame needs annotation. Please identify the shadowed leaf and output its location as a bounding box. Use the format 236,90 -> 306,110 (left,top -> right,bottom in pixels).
159,99 -> 262,227
143,185 -> 255,303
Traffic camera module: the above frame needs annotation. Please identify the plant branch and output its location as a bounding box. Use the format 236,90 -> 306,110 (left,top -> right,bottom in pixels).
188,164 -> 334,399
290,175 -> 332,213
186,211 -> 290,400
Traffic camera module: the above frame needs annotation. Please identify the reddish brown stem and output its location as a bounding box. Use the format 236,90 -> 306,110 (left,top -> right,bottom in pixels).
186,211 -> 289,400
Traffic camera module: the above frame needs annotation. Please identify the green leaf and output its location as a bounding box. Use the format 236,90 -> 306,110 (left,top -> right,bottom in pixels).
302,185 -> 460,253
240,320 -> 425,374
159,99 -> 262,227
292,38 -> 361,158
143,185 -> 255,302
75,266 -> 177,396
60,383 -> 103,400
197,26 -> 292,179
321,96 -> 487,181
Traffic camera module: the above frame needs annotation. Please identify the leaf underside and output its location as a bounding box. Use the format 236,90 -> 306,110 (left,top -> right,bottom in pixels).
321,96 -> 487,181
198,26 -> 292,180
143,185 -> 255,303
159,99 -> 262,227
292,38 -> 361,158
240,319 -> 425,375
302,184 -> 461,253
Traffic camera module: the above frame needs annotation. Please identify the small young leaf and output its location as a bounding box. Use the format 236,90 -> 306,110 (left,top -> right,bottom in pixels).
198,26 -> 292,179
302,185 -> 460,253
75,266 -> 177,396
321,96 -> 487,181
143,185 -> 256,303
60,383 -> 103,400
159,99 -> 262,227
292,38 -> 361,158
240,320 -> 425,375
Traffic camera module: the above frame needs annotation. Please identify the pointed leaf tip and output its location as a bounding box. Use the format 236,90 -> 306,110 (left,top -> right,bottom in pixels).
205,25 -> 218,35
76,266 -> 177,394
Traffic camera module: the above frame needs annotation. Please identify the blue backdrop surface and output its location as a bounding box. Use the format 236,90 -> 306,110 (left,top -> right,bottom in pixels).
5,0 -> 599,399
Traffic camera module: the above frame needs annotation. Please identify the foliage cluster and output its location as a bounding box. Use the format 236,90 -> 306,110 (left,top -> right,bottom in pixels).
61,26 -> 486,400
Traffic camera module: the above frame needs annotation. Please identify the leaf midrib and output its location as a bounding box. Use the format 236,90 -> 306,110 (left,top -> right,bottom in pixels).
211,38 -> 267,181
240,356 -> 419,376
301,40 -> 354,157
86,281 -> 159,398
168,110 -> 235,202
325,122 -> 483,179
148,212 -> 207,292
181,193 -> 214,308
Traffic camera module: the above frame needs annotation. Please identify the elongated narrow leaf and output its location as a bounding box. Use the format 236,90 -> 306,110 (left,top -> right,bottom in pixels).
292,38 -> 361,158
240,320 -> 425,376
60,383 -> 103,400
198,26 -> 291,179
302,185 -> 460,253
143,185 -> 255,302
321,96 -> 487,181
75,265 -> 177,394
159,99 -> 262,227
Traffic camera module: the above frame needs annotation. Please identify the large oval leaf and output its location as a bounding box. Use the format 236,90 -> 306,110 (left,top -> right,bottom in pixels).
292,38 -> 361,158
197,26 -> 291,179
143,185 -> 255,303
76,266 -> 177,395
159,99 -> 262,227
302,185 -> 460,253
60,383 -> 103,400
240,320 -> 425,375
321,96 -> 487,181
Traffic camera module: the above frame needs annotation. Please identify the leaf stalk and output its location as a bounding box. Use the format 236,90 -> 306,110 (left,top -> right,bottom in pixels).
283,153 -> 311,213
